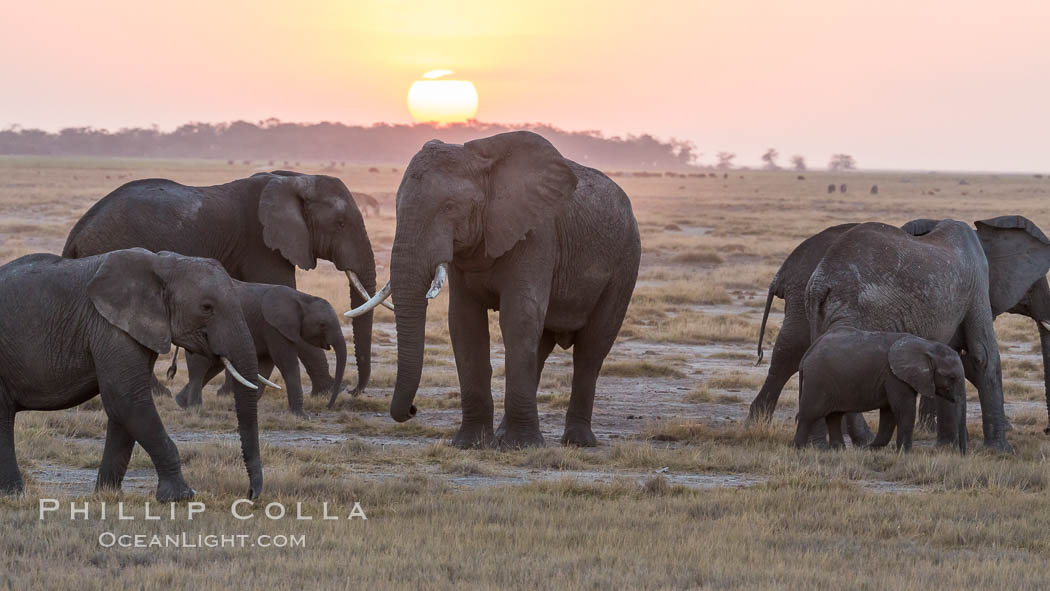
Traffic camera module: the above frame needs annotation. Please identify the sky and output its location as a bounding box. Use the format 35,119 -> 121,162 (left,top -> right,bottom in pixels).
1,0 -> 1048,171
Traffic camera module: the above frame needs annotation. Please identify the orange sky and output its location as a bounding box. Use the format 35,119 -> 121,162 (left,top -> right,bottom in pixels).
2,0 -> 1048,171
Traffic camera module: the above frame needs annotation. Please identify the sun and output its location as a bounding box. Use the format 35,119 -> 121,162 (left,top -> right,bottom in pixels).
407,70 -> 479,124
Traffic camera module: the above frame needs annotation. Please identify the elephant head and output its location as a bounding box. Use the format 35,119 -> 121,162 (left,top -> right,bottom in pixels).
260,286 -> 347,408
255,171 -> 376,393
354,131 -> 577,422
889,336 -> 967,452
88,248 -> 264,497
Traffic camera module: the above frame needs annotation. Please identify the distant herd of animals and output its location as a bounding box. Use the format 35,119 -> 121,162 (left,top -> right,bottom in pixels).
0,129 -> 1045,502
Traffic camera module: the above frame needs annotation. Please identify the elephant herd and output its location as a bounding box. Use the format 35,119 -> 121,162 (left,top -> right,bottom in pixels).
0,129 -> 1042,502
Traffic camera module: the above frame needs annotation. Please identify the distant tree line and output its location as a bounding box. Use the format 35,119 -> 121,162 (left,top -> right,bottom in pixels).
0,119 -> 701,170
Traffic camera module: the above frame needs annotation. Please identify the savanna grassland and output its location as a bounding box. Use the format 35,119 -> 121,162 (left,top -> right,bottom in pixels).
2,156 -> 1050,589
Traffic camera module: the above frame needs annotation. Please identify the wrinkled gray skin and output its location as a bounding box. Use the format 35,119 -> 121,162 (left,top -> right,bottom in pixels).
750,216 -> 1050,439
173,281 -> 346,416
0,249 -> 262,501
62,171 -> 375,405
795,328 -> 966,453
388,131 -> 640,448
806,220 -> 1010,451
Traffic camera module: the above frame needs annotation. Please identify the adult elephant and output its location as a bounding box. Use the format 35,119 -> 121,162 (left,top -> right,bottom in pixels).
63,170 -> 377,404
0,249 -> 263,500
903,216 -> 1050,433
805,220 -> 1014,451
749,216 -> 1050,436
348,131 -> 641,448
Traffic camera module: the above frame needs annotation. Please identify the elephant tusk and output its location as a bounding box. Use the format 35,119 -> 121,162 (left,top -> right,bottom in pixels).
344,281 -> 392,318
221,357 -> 258,390
257,374 -> 282,390
426,263 -> 448,299
345,271 -> 394,311
1041,320 -> 1050,332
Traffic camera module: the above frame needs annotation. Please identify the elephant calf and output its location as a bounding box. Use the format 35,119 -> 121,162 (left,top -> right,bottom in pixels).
0,249 -> 264,501
795,327 -> 966,453
173,281 -> 347,416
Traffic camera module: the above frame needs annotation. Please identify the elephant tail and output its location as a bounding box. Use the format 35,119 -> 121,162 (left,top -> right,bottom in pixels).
756,275 -> 778,366
166,347 -> 180,381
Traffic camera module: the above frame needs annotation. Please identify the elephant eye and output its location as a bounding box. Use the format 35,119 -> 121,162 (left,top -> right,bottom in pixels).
201,302 -> 214,314
443,202 -> 455,213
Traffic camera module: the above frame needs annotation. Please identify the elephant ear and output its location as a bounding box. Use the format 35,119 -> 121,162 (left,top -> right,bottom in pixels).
87,248 -> 172,355
888,336 -> 936,398
975,215 -> 1050,315
258,175 -> 317,270
261,286 -> 303,343
465,131 -> 578,259
900,218 -> 940,236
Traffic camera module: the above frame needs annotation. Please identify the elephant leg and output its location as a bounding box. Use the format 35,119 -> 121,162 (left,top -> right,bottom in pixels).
449,290 -> 494,449
887,394 -> 917,452
869,407 -> 896,449
175,353 -> 222,409
497,330 -> 554,442
844,412 -> 873,446
0,405 -> 22,495
495,291 -> 548,449
298,344 -> 337,398
793,414 -> 821,448
961,314 -> 1010,452
825,412 -> 845,449
271,345 -> 307,418
97,362 -> 193,501
95,418 -> 136,491
1039,322 -> 1050,434
562,284 -> 631,447
749,303 -> 809,422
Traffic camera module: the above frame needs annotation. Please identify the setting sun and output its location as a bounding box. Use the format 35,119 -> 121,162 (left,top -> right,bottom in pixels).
407,70 -> 479,124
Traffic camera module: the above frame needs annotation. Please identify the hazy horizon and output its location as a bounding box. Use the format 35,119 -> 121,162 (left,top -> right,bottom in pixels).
2,0 -> 1048,171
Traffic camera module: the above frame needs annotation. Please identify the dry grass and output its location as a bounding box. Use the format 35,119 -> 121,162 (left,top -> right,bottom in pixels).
4,157 -> 1050,588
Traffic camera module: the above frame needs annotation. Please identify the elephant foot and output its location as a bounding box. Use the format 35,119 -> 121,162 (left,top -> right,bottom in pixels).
174,388 -> 200,409
495,423 -> 545,449
560,423 -> 597,447
746,400 -> 775,424
451,422 -> 494,449
983,437 -> 1013,454
291,409 -> 312,420
156,478 -> 195,502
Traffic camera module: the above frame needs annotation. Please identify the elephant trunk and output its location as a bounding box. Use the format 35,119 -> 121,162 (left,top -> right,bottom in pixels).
348,272 -> 374,395
326,324 -> 348,409
389,254 -> 432,422
955,381 -> 968,455
1040,322 -> 1050,434
209,323 -> 263,498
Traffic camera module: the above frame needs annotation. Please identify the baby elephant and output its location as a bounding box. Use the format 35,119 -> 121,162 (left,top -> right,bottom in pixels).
795,327 -> 966,452
174,281 -> 346,416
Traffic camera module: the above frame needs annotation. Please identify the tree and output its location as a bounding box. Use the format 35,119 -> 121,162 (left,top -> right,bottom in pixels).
791,155 -> 807,171
828,153 -> 857,171
716,151 -> 736,169
761,148 -> 780,170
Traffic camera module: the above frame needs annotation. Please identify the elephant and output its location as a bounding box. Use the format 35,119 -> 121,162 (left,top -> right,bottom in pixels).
794,327 -> 966,452
347,131 -> 641,448
353,192 -> 381,217
805,220 -> 1010,451
750,216 -> 1050,437
172,281 -> 346,416
0,249 -> 263,501
62,170 -> 377,407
